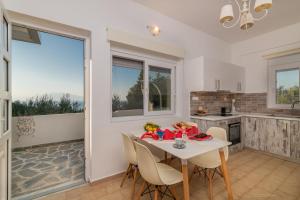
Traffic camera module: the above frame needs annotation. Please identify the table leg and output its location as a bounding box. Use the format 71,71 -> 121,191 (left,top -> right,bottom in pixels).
165,151 -> 168,163
181,159 -> 190,200
219,149 -> 233,200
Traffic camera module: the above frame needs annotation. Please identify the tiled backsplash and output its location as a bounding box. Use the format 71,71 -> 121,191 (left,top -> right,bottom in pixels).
190,91 -> 233,114
191,92 -> 300,115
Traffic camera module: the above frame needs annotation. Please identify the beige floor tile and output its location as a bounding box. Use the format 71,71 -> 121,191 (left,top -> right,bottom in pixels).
40,150 -> 300,200
268,190 -> 298,200
240,186 -> 272,200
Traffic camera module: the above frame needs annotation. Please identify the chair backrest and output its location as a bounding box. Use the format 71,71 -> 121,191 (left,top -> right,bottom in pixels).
134,142 -> 163,185
207,127 -> 229,160
122,133 -> 137,165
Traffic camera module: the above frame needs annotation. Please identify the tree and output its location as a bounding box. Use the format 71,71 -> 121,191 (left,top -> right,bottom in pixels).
276,85 -> 299,104
12,93 -> 83,116
126,70 -> 144,109
149,71 -> 171,110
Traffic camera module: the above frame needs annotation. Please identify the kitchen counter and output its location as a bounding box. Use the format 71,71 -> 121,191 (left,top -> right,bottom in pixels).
190,112 -> 300,121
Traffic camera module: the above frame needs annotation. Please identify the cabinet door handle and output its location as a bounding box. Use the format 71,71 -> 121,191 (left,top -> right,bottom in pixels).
215,80 -> 219,90
237,82 -> 241,91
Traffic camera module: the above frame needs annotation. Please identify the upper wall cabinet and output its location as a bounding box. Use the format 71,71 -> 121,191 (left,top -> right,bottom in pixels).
185,56 -> 245,93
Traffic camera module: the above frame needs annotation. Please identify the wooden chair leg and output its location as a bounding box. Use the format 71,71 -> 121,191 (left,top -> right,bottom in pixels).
131,166 -> 138,199
136,180 -> 146,200
120,164 -> 131,187
218,166 -> 224,177
170,185 -> 179,200
154,187 -> 159,200
207,169 -> 213,200
219,149 -> 233,200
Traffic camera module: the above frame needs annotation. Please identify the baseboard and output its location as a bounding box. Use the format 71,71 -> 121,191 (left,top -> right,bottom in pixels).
89,171 -> 125,185
244,147 -> 300,164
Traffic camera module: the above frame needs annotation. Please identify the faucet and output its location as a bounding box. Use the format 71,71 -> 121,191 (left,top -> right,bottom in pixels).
291,100 -> 300,109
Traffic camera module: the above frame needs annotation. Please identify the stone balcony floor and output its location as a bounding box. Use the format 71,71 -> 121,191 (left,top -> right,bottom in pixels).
12,140 -> 85,198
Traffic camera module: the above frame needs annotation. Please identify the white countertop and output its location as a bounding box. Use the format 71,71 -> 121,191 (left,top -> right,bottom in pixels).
190,112 -> 300,121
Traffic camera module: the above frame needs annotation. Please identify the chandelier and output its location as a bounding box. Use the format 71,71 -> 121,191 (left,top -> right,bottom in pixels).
219,0 -> 272,30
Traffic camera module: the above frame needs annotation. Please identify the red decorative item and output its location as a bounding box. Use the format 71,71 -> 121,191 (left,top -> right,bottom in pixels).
189,135 -> 213,141
140,132 -> 159,140
163,129 -> 176,140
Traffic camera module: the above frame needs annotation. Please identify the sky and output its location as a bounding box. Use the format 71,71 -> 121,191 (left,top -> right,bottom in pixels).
277,68 -> 299,89
12,30 -> 84,101
112,66 -> 141,101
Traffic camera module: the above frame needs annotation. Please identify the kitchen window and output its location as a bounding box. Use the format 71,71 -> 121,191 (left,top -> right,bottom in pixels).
268,55 -> 300,109
111,52 -> 175,118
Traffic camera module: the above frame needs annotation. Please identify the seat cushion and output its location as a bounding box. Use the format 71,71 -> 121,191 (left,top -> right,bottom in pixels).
156,163 -> 183,185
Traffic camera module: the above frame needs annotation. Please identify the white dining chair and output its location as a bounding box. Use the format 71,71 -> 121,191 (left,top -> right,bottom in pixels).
120,133 -> 161,199
134,141 -> 183,200
188,127 -> 229,200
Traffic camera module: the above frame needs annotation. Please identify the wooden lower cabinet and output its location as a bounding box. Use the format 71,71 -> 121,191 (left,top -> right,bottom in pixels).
192,117 -> 299,161
244,117 -> 291,158
244,117 -> 261,150
290,121 -> 300,160
268,119 -> 290,157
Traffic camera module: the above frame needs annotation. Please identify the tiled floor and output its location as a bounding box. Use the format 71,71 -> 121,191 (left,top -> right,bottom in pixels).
12,140 -> 85,198
41,149 -> 300,200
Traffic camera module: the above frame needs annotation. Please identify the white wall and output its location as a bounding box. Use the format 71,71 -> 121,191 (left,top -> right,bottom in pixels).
231,22 -> 300,93
2,0 -> 231,181
12,113 -> 84,148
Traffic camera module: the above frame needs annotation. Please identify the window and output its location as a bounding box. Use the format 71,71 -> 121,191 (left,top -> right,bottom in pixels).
149,66 -> 172,111
111,53 -> 175,118
112,57 -> 144,117
268,58 -> 300,108
276,68 -> 299,104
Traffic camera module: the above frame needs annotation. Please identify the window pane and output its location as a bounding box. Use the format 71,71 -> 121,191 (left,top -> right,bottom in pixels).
3,17 -> 8,51
148,66 -> 172,111
0,59 -> 8,91
2,100 -> 9,133
276,68 -> 299,104
112,56 -> 144,117
4,59 -> 8,91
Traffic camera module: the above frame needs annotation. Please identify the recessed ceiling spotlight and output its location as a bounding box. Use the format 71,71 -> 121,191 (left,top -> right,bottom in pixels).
147,25 -> 160,36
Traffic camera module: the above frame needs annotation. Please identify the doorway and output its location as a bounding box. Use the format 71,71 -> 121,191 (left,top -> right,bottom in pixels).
10,25 -> 87,199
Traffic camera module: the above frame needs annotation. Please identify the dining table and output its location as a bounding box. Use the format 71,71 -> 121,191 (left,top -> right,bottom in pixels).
132,128 -> 233,200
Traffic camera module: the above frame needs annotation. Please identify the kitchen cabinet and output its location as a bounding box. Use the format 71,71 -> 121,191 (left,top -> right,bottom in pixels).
185,56 -> 245,92
191,117 -> 243,153
244,117 -> 291,157
244,117 -> 261,150
290,120 -> 300,160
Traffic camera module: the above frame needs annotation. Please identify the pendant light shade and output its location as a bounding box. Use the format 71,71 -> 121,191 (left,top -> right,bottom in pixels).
220,4 -> 234,24
240,12 -> 254,30
254,0 -> 272,12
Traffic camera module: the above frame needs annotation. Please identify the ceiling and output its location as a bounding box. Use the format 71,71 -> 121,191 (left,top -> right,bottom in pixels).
133,0 -> 300,43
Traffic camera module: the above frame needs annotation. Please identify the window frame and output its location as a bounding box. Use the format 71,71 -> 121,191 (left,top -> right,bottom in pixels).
110,50 -> 176,120
268,61 -> 300,109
